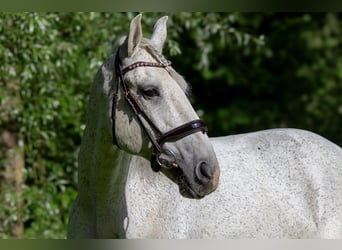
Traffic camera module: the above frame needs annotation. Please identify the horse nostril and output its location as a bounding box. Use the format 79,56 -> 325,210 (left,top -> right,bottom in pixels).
195,161 -> 212,184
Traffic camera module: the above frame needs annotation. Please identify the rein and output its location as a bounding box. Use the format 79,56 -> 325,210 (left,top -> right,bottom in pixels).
112,49 -> 208,172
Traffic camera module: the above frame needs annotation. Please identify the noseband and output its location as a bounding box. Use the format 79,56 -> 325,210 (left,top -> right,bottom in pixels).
112,49 -> 208,172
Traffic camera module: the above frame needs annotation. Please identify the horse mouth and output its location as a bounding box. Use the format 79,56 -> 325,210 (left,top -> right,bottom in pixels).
162,167 -> 208,199
179,183 -> 205,199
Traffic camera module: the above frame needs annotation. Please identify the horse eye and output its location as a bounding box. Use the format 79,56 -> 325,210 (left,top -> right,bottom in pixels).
142,87 -> 160,98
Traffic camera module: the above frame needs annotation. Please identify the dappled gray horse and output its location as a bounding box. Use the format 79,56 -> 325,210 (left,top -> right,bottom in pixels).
68,14 -> 342,238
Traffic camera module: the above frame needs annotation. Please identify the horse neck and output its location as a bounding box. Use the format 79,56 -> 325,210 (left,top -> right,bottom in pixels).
76,56 -> 132,237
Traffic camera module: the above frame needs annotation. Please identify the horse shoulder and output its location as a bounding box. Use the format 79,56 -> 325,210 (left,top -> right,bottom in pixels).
209,128 -> 342,238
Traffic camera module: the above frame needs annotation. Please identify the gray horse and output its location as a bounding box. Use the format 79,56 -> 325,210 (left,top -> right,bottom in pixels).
68,14 -> 342,238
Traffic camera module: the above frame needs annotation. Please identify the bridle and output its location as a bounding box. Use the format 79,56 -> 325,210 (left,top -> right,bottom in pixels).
112,48 -> 208,172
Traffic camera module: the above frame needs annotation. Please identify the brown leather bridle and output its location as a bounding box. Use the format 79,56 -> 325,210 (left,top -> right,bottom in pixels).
112,49 -> 208,172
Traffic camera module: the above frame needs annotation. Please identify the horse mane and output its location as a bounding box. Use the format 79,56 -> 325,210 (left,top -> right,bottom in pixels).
112,36 -> 192,97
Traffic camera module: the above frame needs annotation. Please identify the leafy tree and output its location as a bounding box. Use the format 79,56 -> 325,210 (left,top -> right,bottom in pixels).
166,13 -> 342,146
0,12 -> 125,238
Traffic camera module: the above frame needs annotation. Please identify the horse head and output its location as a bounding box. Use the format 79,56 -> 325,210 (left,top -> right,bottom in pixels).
112,14 -> 220,199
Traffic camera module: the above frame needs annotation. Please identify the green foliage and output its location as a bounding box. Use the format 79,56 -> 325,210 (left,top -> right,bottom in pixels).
0,12 -> 341,238
169,13 -> 342,145
0,12 -> 131,238
0,188 -> 22,239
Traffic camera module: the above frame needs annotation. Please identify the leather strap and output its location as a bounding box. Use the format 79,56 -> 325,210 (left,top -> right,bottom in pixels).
112,49 -> 208,171
157,119 -> 207,146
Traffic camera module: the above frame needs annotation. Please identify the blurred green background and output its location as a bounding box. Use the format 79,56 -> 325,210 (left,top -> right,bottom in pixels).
0,12 -> 341,238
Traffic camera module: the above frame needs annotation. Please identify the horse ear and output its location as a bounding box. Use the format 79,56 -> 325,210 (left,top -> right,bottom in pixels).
123,14 -> 143,57
150,16 -> 168,53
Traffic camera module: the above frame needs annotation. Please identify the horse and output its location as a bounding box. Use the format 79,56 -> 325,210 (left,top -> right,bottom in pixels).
67,14 -> 342,239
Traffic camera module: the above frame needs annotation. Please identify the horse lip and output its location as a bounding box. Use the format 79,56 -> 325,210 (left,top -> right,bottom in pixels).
177,173 -> 207,199
161,162 -> 209,199
179,184 -> 205,199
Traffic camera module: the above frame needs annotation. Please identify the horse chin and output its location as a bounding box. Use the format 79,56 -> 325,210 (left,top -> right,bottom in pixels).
161,167 -> 207,200
179,185 -> 206,199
